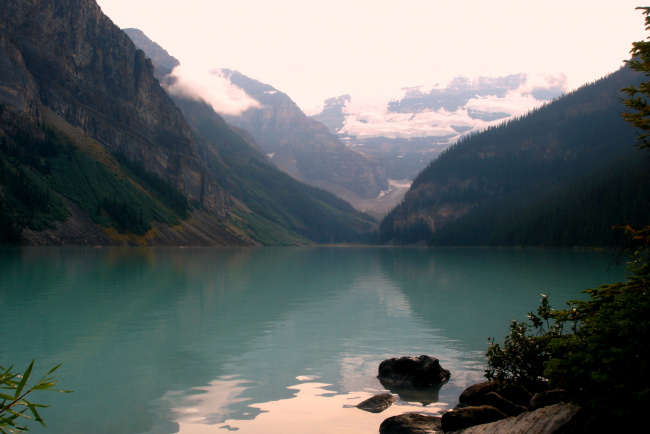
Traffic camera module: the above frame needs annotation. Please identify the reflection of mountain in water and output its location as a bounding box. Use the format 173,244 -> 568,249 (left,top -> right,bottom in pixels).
1,247 -> 623,433
154,249 -> 479,431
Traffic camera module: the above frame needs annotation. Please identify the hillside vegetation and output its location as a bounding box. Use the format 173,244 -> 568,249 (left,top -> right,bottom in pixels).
379,66 -> 650,247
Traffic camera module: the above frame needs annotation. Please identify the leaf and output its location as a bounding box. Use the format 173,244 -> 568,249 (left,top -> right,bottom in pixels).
27,403 -> 45,427
13,361 -> 33,400
43,365 -> 61,377
0,392 -> 16,401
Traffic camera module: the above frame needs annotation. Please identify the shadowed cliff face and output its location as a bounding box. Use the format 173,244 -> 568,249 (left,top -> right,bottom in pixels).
0,0 -> 226,214
0,2 -> 376,245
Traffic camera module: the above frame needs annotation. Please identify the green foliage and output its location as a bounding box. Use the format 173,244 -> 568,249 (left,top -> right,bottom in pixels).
175,96 -> 376,245
485,294 -> 575,393
543,231 -> 650,418
486,261 -> 650,418
487,10 -> 650,426
0,125 -> 193,243
112,152 -> 189,219
379,65 -> 646,247
623,7 -> 650,150
0,361 -> 71,433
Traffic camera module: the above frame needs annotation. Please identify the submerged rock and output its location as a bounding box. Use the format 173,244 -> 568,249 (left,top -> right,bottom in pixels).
379,413 -> 442,434
356,393 -> 397,413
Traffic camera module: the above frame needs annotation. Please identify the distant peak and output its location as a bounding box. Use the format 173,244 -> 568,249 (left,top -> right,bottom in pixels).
122,28 -> 180,72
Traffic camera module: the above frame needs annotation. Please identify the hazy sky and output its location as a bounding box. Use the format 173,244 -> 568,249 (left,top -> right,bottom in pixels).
96,0 -> 647,111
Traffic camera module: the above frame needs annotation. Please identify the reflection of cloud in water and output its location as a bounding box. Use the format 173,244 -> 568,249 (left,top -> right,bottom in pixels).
170,379 -> 447,434
153,269 -> 486,433
160,375 -> 256,427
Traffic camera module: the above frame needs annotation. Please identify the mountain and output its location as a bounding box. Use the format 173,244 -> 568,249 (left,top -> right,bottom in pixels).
123,30 -> 389,217
218,70 -> 389,201
0,0 -> 374,246
378,66 -> 650,247
311,74 -> 566,182
122,28 -> 179,77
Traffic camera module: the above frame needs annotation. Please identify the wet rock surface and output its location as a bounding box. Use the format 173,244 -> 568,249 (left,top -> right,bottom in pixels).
378,355 -> 451,388
355,393 -> 397,413
380,413 -> 442,434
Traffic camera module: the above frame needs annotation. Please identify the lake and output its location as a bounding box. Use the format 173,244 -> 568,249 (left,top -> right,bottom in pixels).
0,247 -> 626,433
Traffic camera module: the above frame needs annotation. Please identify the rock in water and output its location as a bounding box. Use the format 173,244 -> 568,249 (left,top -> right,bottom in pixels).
356,393 -> 397,413
378,355 -> 450,388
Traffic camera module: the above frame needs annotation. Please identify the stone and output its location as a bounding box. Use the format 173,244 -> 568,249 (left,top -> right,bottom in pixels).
440,405 -> 509,432
448,403 -> 581,433
459,381 -> 531,409
379,413 -> 442,434
480,392 -> 528,417
530,389 -> 565,410
458,382 -> 501,406
356,393 -> 396,413
378,355 -> 451,388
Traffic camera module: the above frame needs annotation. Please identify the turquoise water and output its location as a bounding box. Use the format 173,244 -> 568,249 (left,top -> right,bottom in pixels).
0,247 -> 625,433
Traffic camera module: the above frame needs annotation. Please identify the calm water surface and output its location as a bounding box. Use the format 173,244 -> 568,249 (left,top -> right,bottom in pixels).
0,247 -> 625,433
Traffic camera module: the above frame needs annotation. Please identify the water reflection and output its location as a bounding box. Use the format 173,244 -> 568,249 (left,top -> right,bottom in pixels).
0,247 -> 624,433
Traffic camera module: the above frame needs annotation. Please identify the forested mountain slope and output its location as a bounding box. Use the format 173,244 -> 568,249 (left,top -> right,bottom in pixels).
0,0 -> 374,245
379,66 -> 650,247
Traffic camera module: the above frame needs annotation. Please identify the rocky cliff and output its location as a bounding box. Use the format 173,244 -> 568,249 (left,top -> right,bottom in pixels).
0,0 -> 375,245
0,0 -> 226,215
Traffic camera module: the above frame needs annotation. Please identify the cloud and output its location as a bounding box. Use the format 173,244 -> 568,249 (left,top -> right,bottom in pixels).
164,65 -> 260,116
509,73 -> 569,100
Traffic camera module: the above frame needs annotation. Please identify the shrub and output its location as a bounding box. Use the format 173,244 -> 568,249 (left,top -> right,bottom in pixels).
0,361 -> 70,433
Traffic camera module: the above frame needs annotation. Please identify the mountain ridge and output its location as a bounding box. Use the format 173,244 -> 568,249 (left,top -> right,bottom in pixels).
0,0 -> 374,245
378,66 -> 650,247
220,69 -> 389,201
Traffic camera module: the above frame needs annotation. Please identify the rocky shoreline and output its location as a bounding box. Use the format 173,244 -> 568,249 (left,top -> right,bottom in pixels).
356,355 -> 581,434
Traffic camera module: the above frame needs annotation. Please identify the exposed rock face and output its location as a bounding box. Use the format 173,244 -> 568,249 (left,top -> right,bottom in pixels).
0,0 -> 226,215
122,28 -> 179,77
0,0 -> 376,246
379,413 -> 442,434
448,403 -> 581,434
0,34 -> 41,121
378,355 -> 450,388
355,393 -> 397,413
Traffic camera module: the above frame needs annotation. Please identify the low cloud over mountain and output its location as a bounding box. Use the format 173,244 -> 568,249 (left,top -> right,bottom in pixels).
165,66 -> 260,116
311,74 -> 567,181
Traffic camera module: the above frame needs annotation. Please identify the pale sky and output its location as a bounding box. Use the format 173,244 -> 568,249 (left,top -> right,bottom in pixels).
96,0 -> 648,111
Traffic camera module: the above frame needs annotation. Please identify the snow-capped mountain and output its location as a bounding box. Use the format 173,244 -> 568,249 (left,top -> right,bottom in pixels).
311,74 -> 567,181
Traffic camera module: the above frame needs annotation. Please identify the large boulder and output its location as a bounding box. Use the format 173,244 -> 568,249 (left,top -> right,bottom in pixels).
356,393 -> 396,413
530,389 -> 565,410
459,381 -> 532,409
379,413 -> 442,434
448,402 -> 581,433
441,405 -> 509,432
378,355 -> 451,388
480,392 -> 528,417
